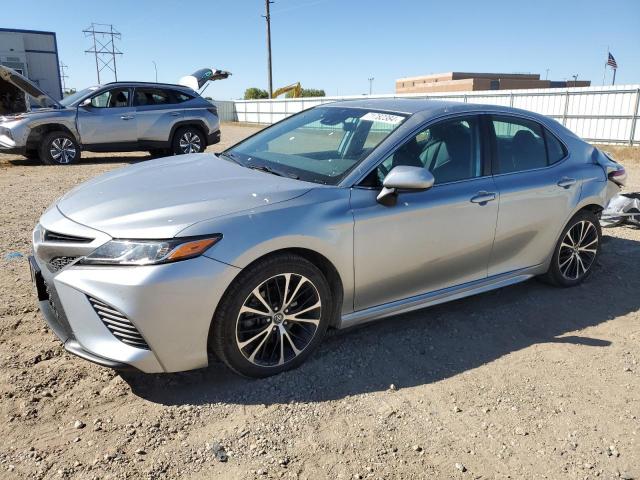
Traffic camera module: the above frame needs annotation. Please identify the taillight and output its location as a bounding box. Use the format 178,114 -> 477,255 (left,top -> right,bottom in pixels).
207,107 -> 218,116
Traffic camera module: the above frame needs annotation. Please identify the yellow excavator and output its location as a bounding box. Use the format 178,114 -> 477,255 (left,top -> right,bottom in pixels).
272,82 -> 302,98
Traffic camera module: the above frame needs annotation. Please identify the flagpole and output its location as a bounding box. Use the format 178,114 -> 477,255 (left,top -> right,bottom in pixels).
612,68 -> 616,86
602,46 -> 608,86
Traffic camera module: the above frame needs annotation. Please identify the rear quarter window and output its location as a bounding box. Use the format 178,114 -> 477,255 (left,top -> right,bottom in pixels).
545,129 -> 567,164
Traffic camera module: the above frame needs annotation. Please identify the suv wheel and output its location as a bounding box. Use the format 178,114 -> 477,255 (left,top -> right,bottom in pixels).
172,126 -> 204,155
542,210 -> 601,287
211,254 -> 331,378
40,132 -> 80,165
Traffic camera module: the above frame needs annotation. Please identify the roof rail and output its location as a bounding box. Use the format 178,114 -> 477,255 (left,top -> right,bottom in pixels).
103,80 -> 191,88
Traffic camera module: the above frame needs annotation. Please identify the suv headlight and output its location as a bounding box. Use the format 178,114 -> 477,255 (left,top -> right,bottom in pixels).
78,235 -> 221,266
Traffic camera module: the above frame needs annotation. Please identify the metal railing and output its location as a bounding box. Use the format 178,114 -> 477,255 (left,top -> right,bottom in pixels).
230,85 -> 640,145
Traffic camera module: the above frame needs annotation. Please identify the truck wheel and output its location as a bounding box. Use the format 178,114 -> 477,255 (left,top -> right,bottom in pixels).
172,126 -> 205,155
40,132 -> 80,165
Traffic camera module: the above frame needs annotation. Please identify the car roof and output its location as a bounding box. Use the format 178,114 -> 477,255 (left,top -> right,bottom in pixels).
102,81 -> 195,91
322,97 -> 550,122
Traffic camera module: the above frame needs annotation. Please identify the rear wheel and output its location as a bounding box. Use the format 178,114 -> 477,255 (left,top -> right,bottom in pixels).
542,210 -> 601,287
172,126 -> 205,155
39,131 -> 80,165
211,254 -> 331,378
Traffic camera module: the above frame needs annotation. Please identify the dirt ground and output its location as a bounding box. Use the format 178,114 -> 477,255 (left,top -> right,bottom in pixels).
0,125 -> 639,480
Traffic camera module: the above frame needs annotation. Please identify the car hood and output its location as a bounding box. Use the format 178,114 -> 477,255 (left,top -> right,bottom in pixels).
0,65 -> 62,110
56,154 -> 315,238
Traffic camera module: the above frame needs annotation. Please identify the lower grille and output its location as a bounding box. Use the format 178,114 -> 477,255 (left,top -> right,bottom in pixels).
48,256 -> 79,272
88,297 -> 150,350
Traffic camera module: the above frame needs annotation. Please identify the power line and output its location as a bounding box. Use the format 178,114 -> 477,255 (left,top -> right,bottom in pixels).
83,23 -> 123,83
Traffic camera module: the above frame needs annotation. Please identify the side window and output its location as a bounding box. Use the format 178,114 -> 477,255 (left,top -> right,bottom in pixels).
373,116 -> 482,186
545,130 -> 567,164
133,88 -> 172,107
491,116 -> 547,173
90,88 -> 129,108
173,91 -> 193,103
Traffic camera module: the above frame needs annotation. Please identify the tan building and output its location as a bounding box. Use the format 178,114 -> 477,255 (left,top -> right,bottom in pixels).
396,72 -> 590,94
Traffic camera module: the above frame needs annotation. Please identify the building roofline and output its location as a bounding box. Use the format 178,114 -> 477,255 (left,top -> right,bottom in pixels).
396,71 -> 541,82
0,27 -> 57,36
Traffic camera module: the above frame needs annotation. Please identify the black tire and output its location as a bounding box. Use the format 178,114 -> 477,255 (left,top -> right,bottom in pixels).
541,210 -> 602,287
211,253 -> 331,378
172,126 -> 205,155
39,131 -> 80,165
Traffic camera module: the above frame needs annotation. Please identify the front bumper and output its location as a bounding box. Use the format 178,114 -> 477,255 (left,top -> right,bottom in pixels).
207,129 -> 221,145
31,208 -> 240,373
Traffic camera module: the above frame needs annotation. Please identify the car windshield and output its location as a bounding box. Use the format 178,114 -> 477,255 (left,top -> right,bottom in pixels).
225,106 -> 407,185
59,86 -> 100,107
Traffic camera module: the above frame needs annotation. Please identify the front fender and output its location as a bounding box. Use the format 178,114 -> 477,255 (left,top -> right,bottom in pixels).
177,188 -> 355,315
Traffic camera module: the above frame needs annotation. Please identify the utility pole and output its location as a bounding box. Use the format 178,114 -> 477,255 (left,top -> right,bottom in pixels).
152,60 -> 158,82
368,77 -> 374,95
545,68 -> 550,80
263,0 -> 274,98
83,23 -> 123,83
59,61 -> 69,93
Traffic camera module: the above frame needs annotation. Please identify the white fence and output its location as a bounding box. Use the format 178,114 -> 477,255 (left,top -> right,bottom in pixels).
229,84 -> 640,145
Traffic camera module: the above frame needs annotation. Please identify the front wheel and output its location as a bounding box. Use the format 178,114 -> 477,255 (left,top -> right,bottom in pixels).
542,210 -> 601,287
172,126 -> 205,155
39,132 -> 80,165
211,254 -> 331,378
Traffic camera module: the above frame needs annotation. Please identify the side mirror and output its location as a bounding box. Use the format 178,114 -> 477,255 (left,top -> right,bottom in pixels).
376,166 -> 435,206
79,98 -> 92,108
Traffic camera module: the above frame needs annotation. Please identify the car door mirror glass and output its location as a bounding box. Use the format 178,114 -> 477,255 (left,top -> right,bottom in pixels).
79,98 -> 92,108
377,166 -> 435,205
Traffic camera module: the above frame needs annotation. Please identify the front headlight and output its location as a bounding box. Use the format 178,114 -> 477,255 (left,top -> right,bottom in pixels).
78,235 -> 222,266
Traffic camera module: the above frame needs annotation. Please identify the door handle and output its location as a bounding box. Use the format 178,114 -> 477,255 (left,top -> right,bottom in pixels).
470,191 -> 496,204
170,112 -> 181,116
120,115 -> 134,120
557,177 -> 576,188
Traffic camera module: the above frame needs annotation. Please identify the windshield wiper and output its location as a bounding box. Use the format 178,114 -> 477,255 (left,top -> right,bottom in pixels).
218,151 -> 240,164
247,163 -> 299,179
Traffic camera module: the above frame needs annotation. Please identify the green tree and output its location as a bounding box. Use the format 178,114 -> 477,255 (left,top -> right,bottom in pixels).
301,88 -> 325,97
285,88 -> 326,98
244,87 -> 269,100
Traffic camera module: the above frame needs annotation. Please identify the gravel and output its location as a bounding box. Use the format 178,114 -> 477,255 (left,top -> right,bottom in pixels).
0,126 -> 638,479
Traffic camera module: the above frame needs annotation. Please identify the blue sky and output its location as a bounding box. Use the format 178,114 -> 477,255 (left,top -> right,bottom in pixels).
3,0 -> 639,99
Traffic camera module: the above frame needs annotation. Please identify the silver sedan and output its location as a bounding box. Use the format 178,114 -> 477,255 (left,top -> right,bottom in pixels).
30,99 -> 626,377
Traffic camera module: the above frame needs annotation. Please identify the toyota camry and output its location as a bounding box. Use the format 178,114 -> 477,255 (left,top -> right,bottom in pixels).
30,99 -> 626,377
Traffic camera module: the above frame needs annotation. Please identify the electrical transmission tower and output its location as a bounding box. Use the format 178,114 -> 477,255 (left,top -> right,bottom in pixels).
83,23 -> 123,83
59,62 -> 69,92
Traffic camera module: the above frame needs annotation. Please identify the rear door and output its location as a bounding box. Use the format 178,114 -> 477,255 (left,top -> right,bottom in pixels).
76,87 -> 137,145
487,114 -> 579,275
133,87 -> 183,144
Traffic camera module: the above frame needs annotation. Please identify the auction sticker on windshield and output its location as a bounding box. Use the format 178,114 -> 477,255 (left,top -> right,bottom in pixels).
361,112 -> 404,124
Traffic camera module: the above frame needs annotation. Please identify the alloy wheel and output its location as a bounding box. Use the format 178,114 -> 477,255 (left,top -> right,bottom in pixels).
558,220 -> 599,280
50,137 -> 76,164
179,131 -> 202,153
235,273 -> 322,367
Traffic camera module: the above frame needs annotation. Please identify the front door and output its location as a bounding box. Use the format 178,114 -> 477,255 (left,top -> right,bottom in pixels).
351,115 -> 499,311
77,87 -> 137,146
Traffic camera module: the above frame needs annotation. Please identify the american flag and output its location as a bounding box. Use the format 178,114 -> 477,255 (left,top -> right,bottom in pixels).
607,53 -> 618,69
